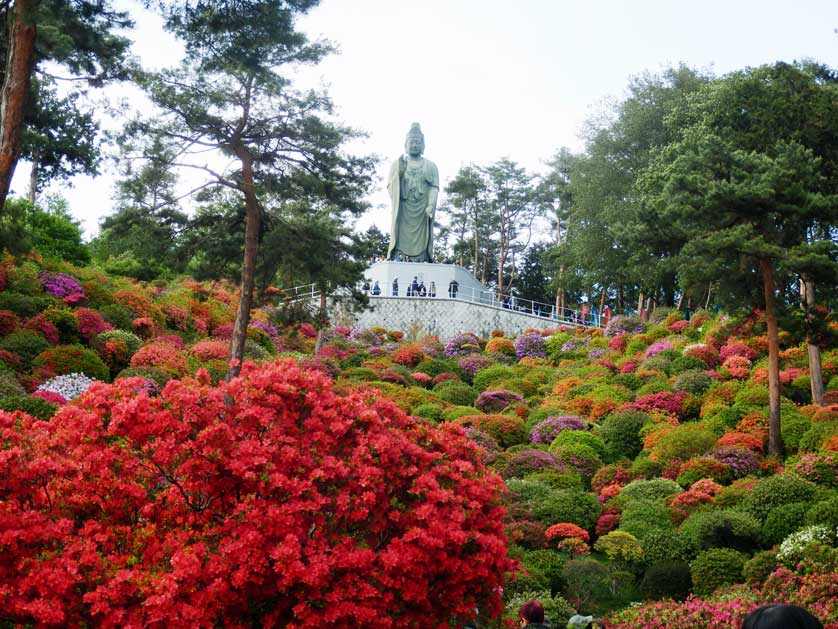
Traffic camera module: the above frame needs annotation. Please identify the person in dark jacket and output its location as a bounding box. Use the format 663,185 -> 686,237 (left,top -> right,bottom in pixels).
742,604 -> 823,629
518,600 -> 549,628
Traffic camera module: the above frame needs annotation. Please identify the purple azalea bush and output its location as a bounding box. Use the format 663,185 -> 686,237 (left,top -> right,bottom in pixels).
348,327 -> 382,347
514,333 -> 547,360
561,337 -> 589,353
464,427 -> 500,452
458,353 -> 493,376
249,320 -> 278,338
709,446 -> 760,479
644,340 -> 675,359
444,332 -> 481,358
504,449 -> 566,478
604,315 -> 645,338
588,347 -> 607,360
529,415 -> 587,444
39,272 -> 84,298
475,389 -> 526,413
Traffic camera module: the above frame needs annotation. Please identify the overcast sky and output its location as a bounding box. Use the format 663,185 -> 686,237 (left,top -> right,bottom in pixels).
14,0 -> 837,239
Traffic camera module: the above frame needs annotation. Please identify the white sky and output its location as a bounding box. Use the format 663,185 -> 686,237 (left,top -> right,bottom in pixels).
12,0 -> 838,239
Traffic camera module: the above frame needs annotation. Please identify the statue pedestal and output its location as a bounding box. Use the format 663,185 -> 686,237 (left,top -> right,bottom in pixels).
364,261 -> 490,300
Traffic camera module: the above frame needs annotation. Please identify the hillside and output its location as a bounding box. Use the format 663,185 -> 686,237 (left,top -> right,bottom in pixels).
1,253 -> 838,627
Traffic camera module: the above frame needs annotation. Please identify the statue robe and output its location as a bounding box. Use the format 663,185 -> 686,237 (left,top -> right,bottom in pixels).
387,156 -> 439,261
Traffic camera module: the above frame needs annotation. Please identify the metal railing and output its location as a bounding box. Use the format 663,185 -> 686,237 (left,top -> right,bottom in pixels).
366,283 -> 605,328
273,281 -> 605,328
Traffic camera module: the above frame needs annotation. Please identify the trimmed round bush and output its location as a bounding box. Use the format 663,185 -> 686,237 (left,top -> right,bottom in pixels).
116,366 -> 172,388
453,414 -> 526,449
0,395 -> 58,420
741,474 -> 818,522
411,403 -> 444,423
673,369 -> 715,395
678,509 -> 761,558
619,500 -> 675,540
549,430 -> 606,460
549,443 -> 603,482
690,548 -> 747,596
805,495 -> 838,529
472,364 -> 516,392
761,502 -> 810,546
0,374 -> 26,397
0,292 -> 39,317
529,415 -> 587,444
99,304 -> 135,330
598,410 -> 650,461
670,355 -> 711,375
433,381 -> 477,406
502,449 -> 565,479
474,389 -> 526,413
529,489 -> 601,530
650,425 -> 717,464
414,358 -> 465,380
0,330 -> 50,370
442,405 -> 480,421
514,333 -> 546,360
32,344 -> 110,381
639,561 -> 692,601
40,308 -> 80,344
517,549 -> 568,596
616,478 -> 682,504
743,549 -> 779,587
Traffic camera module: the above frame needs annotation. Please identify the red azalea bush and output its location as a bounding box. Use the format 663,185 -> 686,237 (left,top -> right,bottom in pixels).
391,342 -> 426,368
0,309 -> 18,336
130,342 -> 189,378
453,414 -> 527,449
0,360 -> 514,627
74,308 -> 113,342
189,339 -> 230,361
545,522 -> 590,543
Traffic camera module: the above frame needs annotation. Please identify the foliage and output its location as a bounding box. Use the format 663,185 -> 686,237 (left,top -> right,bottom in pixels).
0,395 -> 57,420
561,558 -> 609,611
640,561 -> 693,601
690,548 -> 748,596
32,344 -> 109,381
741,474 -> 818,522
598,410 -> 650,461
0,360 -> 514,626
678,509 -> 761,558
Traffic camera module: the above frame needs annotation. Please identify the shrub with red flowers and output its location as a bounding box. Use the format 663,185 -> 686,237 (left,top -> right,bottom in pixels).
720,341 -> 759,362
0,361 -> 515,627
391,342 -> 426,368
625,390 -> 690,416
0,309 -> 17,336
130,342 -> 189,378
685,344 -> 720,368
189,339 -> 230,361
74,308 -> 112,342
595,512 -> 621,536
31,390 -> 67,405
545,522 -> 590,543
22,314 -> 59,344
717,431 -> 764,452
795,452 -> 838,488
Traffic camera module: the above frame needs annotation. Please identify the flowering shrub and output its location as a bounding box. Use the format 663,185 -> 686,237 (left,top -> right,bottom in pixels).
595,513 -> 621,536
795,452 -> 838,488
626,390 -> 690,416
453,414 -> 527,449
31,390 -> 67,405
0,361 -> 515,626
676,457 -> 732,486
503,449 -> 566,478
709,446 -> 760,479
484,336 -> 515,357
249,320 -> 277,338
545,522 -> 590,543
130,342 -> 189,378
22,314 -> 59,344
474,389 -> 526,413
685,344 -> 720,368
457,353 -> 493,376
392,342 -> 426,367
644,340 -> 675,359
39,271 -> 83,298
444,332 -> 481,357
514,333 -> 547,360
36,373 -> 96,400
604,316 -> 644,337
93,330 -> 143,373
32,344 -> 110,381
717,431 -> 764,452
0,309 -> 17,336
529,415 -> 587,444
777,525 -> 837,568
720,341 -> 758,362
189,339 -> 230,361
74,308 -> 112,341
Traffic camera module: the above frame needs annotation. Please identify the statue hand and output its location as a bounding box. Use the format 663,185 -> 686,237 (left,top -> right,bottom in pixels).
425,205 -> 434,218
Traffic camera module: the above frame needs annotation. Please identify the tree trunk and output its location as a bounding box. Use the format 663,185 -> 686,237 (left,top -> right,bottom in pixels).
313,291 -> 327,354
638,290 -> 645,321
617,282 -> 623,313
226,151 -> 260,382
497,239 -> 506,295
0,0 -> 37,210
801,277 -> 824,406
599,288 -> 606,323
760,258 -> 784,457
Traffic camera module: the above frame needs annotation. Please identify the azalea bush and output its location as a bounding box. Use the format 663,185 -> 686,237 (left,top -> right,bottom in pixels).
0,360 -> 515,627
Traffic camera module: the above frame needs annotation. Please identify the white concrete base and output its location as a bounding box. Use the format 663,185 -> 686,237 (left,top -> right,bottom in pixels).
363,260 -> 491,301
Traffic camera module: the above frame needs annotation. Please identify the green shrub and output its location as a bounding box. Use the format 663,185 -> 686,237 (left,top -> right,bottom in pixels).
518,549 -> 567,594
670,355 -> 711,375
41,308 -> 80,344
415,358 -> 465,380
639,561 -> 692,601
0,292 -> 38,317
639,529 -> 688,564
525,470 -> 584,491
530,489 -> 600,530
598,410 -> 650,461
617,478 -> 681,504
650,425 -> 716,463
549,430 -> 606,459
741,474 -> 818,522
441,405 -> 480,421
611,373 -> 642,391
634,379 -> 670,397
0,330 -> 50,370
673,369 -> 715,395
640,353 -> 674,376
690,548 -> 747,596
412,403 -> 444,423
629,455 -> 663,479
561,559 -> 608,611
94,329 -> 143,356
678,509 -> 761,558
549,443 -> 603,482
798,421 -> 838,452
0,374 -> 25,397
781,412 -> 812,454
760,502 -> 810,546
99,304 -> 135,330
743,549 -> 779,587
433,381 -> 477,406
619,500 -> 674,539
472,364 -> 516,391
0,395 -> 57,420
32,344 -> 110,381
7,262 -> 42,295
805,495 -> 838,529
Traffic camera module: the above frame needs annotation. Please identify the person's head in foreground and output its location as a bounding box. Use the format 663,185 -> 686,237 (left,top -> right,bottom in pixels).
742,604 -> 823,629
518,600 -> 544,626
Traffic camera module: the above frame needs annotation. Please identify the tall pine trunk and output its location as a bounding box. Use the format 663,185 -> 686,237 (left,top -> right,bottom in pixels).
801,277 -> 824,405
0,0 -> 36,210
226,151 -> 260,381
761,258 -> 784,457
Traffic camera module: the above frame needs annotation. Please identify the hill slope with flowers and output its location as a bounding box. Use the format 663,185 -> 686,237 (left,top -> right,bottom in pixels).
2,253 -> 838,627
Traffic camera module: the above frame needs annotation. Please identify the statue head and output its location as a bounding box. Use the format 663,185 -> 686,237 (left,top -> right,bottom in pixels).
404,123 -> 425,157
